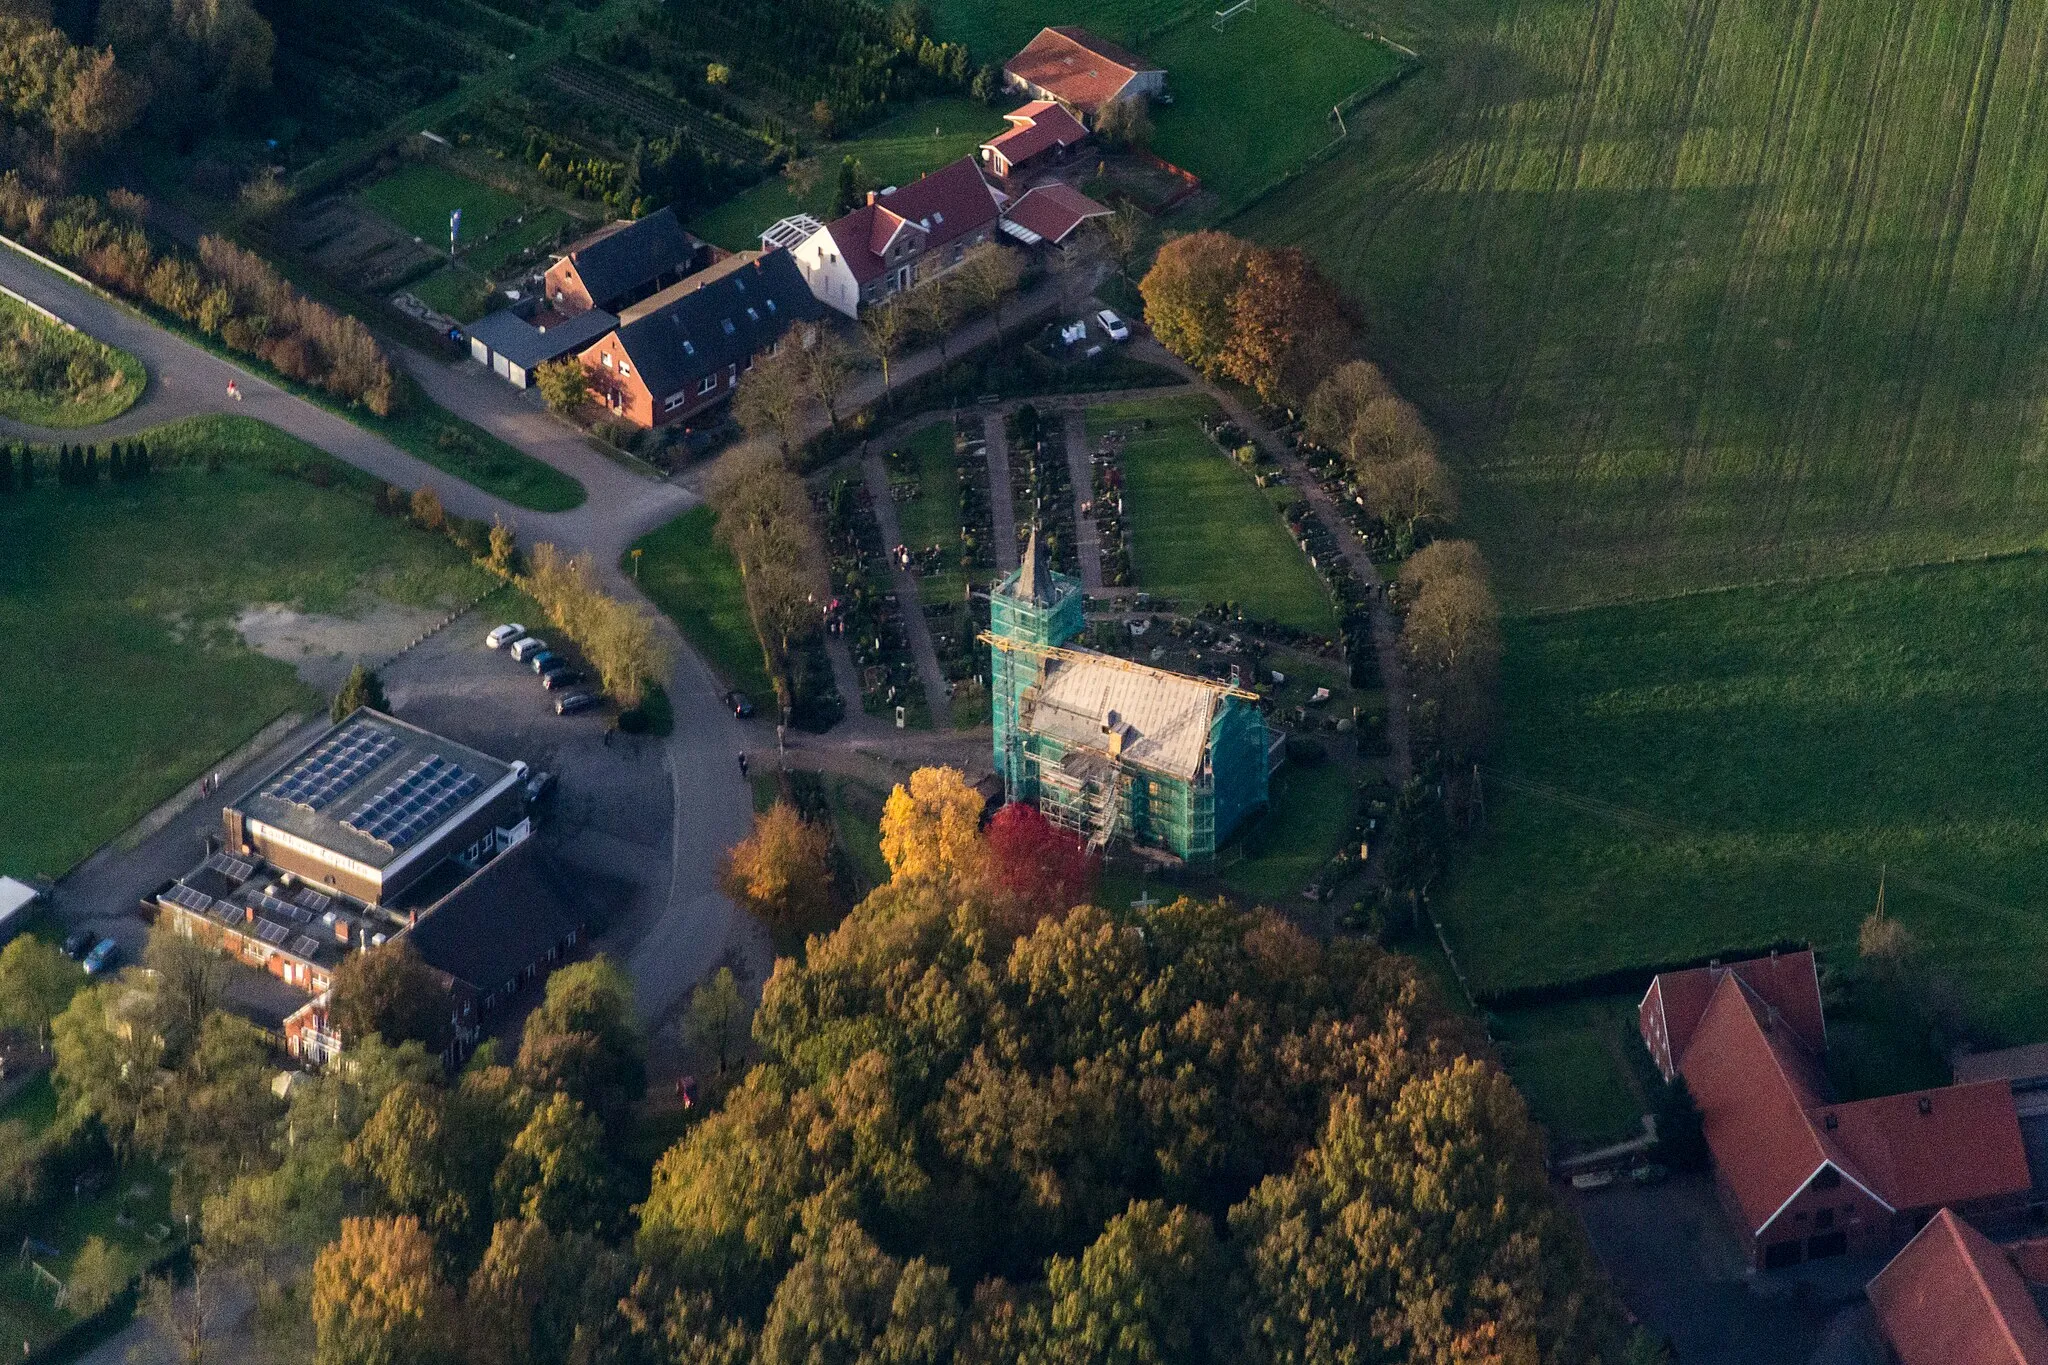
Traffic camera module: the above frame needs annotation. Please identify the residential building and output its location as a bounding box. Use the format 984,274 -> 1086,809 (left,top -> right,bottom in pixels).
989,529 -> 1271,861
466,303 -> 618,390
999,183 -> 1115,250
1866,1208 -> 2048,1365
1639,951 -> 2034,1269
1002,27 -> 1166,123
542,207 -> 707,316
979,101 -> 1090,180
776,156 -> 1005,317
576,248 -> 822,428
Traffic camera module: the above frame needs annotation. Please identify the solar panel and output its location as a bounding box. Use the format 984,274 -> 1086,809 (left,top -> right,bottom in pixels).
343,756 -> 485,846
295,888 -> 331,913
254,919 -> 290,946
251,892 -> 302,921
206,853 -> 254,882
163,883 -> 214,913
289,935 -> 322,959
259,717 -> 399,810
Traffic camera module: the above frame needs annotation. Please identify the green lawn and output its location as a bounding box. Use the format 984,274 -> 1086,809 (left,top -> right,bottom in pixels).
0,415 -> 492,881
629,506 -> 776,703
889,422 -> 968,605
1147,1 -> 1407,207
462,207 -> 575,277
691,99 -> 1008,252
361,162 -> 524,248
0,1146 -> 175,1354
370,376 -> 584,512
1492,998 -> 1650,1149
1440,554 -> 2048,1043
927,0 -> 1196,64
1222,759 -> 1356,903
410,262 -> 493,323
1093,394 -> 1336,632
0,293 -> 145,427
827,777 -> 891,896
1239,0 -> 2048,610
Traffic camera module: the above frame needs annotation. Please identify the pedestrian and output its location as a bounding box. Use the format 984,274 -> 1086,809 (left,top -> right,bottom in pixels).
737,752 -> 749,778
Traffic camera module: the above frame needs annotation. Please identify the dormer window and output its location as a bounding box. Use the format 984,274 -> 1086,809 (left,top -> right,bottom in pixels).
766,299 -> 777,313
722,319 -> 736,335
933,211 -> 944,225
683,340 -> 695,355
747,307 -> 759,321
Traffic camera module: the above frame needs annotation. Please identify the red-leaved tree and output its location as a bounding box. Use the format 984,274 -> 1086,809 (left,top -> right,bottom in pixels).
985,803 -> 1098,927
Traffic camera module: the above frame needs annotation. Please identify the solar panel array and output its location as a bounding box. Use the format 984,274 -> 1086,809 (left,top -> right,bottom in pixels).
342,755 -> 484,850
260,720 -> 399,811
254,919 -> 291,946
164,883 -> 214,913
290,935 -> 323,960
206,853 -> 255,882
295,887 -> 332,913
250,892 -> 314,925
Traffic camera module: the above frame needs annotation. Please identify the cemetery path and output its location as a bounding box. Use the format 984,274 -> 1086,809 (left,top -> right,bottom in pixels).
1064,407 -> 1106,592
863,449 -> 954,732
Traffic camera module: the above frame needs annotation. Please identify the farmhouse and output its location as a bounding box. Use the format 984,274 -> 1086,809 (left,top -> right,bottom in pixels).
1003,27 -> 1165,123
999,183 -> 1114,249
774,156 -> 1004,317
576,248 -> 821,428
1865,1209 -> 2048,1365
542,207 -> 708,316
1639,951 -> 2034,1269
979,100 -> 1090,181
989,530 -> 1271,861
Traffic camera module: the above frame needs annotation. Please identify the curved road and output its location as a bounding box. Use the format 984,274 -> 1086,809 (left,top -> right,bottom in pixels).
0,240 -> 760,1028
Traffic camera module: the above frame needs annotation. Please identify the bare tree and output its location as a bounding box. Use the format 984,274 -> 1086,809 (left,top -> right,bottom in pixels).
733,345 -> 809,453
954,241 -> 1024,345
860,300 -> 912,398
1397,540 -> 1500,757
1358,448 -> 1457,546
1304,360 -> 1392,454
800,328 -> 857,431
1101,203 -> 1143,286
140,1253 -> 232,1365
903,278 -> 957,369
1346,393 -> 1436,473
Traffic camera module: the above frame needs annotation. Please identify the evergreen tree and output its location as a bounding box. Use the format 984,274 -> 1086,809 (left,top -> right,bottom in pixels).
332,664 -> 388,722
834,154 -> 861,216
85,444 -> 99,484
17,446 -> 31,490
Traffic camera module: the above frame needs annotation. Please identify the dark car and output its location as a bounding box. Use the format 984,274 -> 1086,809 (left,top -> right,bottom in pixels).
724,690 -> 756,719
537,654 -> 572,677
541,669 -> 582,691
555,692 -> 599,716
524,771 -> 557,804
529,650 -> 558,675
62,928 -> 96,959
82,938 -> 118,975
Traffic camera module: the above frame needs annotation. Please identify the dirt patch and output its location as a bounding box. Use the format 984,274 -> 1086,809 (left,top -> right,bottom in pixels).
235,599 -> 445,692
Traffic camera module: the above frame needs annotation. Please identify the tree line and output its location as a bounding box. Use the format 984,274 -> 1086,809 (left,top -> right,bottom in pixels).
519,542 -> 673,710
0,437 -> 154,490
705,440 -> 840,726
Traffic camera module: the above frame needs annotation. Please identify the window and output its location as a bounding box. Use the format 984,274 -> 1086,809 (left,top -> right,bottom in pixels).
933,211 -> 944,225
664,392 -> 687,412
721,319 -> 736,335
747,307 -> 759,321
697,375 -> 717,395
601,353 -> 613,368
683,340 -> 695,356
727,363 -> 737,387
620,361 -> 632,376
766,298 -> 778,313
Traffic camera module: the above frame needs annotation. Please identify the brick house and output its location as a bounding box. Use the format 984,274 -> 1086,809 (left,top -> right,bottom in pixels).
1866,1208 -> 2048,1365
575,248 -> 821,429
998,183 -> 1114,250
543,207 -> 707,316
1640,951 -> 2034,1269
778,156 -> 1005,317
1002,27 -> 1165,125
979,101 -> 1090,181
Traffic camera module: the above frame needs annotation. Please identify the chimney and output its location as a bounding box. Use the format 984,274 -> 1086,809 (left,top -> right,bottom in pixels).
336,918 -> 350,944
244,904 -> 254,924
1918,1096 -> 1933,1116
867,190 -> 880,207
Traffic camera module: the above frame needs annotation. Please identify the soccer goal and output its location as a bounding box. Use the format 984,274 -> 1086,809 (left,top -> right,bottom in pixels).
1214,0 -> 1256,31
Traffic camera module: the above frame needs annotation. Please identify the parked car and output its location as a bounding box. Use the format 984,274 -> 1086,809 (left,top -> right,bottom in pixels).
1096,309 -> 1130,342
510,637 -> 547,663
541,669 -> 582,691
82,937 -> 117,975
555,692 -> 599,716
725,690 -> 756,718
486,623 -> 526,650
530,650 -> 559,675
524,771 -> 556,804
62,928 -> 95,959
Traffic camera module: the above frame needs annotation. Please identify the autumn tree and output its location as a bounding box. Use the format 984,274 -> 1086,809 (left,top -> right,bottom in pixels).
344,1080 -> 486,1250
331,662 -> 387,722
878,765 -> 987,888
756,1220 -> 959,1365
311,1215 -> 454,1365
1398,540 -> 1501,757
954,241 -> 1024,344
1043,1200 -> 1224,1365
985,802 -> 1097,929
1139,231 -> 1252,376
517,542 -> 672,709
154,1012 -> 282,1203
493,1092 -> 618,1235
0,934 -> 75,1043
1221,246 -> 1352,407
723,801 -> 835,937
1303,360 -> 1392,454
515,957 -> 645,1134
733,345 -> 808,453
67,1235 -> 125,1316
686,966 -> 750,1076
330,939 -> 451,1056
409,484 -> 445,532
1358,447 -> 1457,547
533,358 -> 587,414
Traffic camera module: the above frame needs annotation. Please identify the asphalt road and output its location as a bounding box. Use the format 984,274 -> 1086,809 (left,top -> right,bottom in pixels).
0,237 -> 762,1030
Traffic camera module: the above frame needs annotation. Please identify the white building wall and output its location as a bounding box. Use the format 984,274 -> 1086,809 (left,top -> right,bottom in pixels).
793,232 -> 862,318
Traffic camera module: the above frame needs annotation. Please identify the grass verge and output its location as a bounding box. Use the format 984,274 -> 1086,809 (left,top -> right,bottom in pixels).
0,292 -> 145,427
629,506 -> 776,702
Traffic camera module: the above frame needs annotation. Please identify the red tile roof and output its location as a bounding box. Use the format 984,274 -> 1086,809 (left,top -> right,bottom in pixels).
983,101 -> 1090,170
1818,1081 -> 2032,1214
1004,27 -> 1161,113
1003,183 -> 1113,245
1641,949 -> 1825,1079
1868,1209 -> 2048,1365
821,157 -> 1001,286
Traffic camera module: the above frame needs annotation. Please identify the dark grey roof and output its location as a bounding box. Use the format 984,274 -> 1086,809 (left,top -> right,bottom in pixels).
563,207 -> 700,310
610,250 -> 823,404
233,710 -> 518,873
1014,524 -> 1055,605
405,840 -> 584,995
468,306 -> 617,370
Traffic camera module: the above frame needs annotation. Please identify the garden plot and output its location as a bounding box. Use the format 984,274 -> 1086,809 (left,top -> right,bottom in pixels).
289,198 -> 441,294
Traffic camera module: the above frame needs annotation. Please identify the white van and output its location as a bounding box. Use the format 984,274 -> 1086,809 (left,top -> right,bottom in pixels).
510,636 -> 547,663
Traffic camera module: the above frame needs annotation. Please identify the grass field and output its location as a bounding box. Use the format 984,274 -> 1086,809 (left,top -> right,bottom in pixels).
372,377 -> 584,512
1147,2 -> 1407,207
690,100 -> 1007,252
927,0 -> 1197,64
889,422 -> 968,605
1491,999 -> 1652,1148
1238,0 -> 2048,610
1440,554 -> 2048,1043
462,208 -> 575,277
0,416 -> 491,882
630,507 -> 776,703
361,162 -> 524,248
1222,759 -> 1357,902
409,263 -> 493,323
0,294 -> 145,428
1092,394 -> 1336,632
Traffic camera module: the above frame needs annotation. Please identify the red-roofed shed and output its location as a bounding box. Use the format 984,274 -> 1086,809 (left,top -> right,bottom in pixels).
981,101 -> 1090,180
1868,1209 -> 2048,1365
